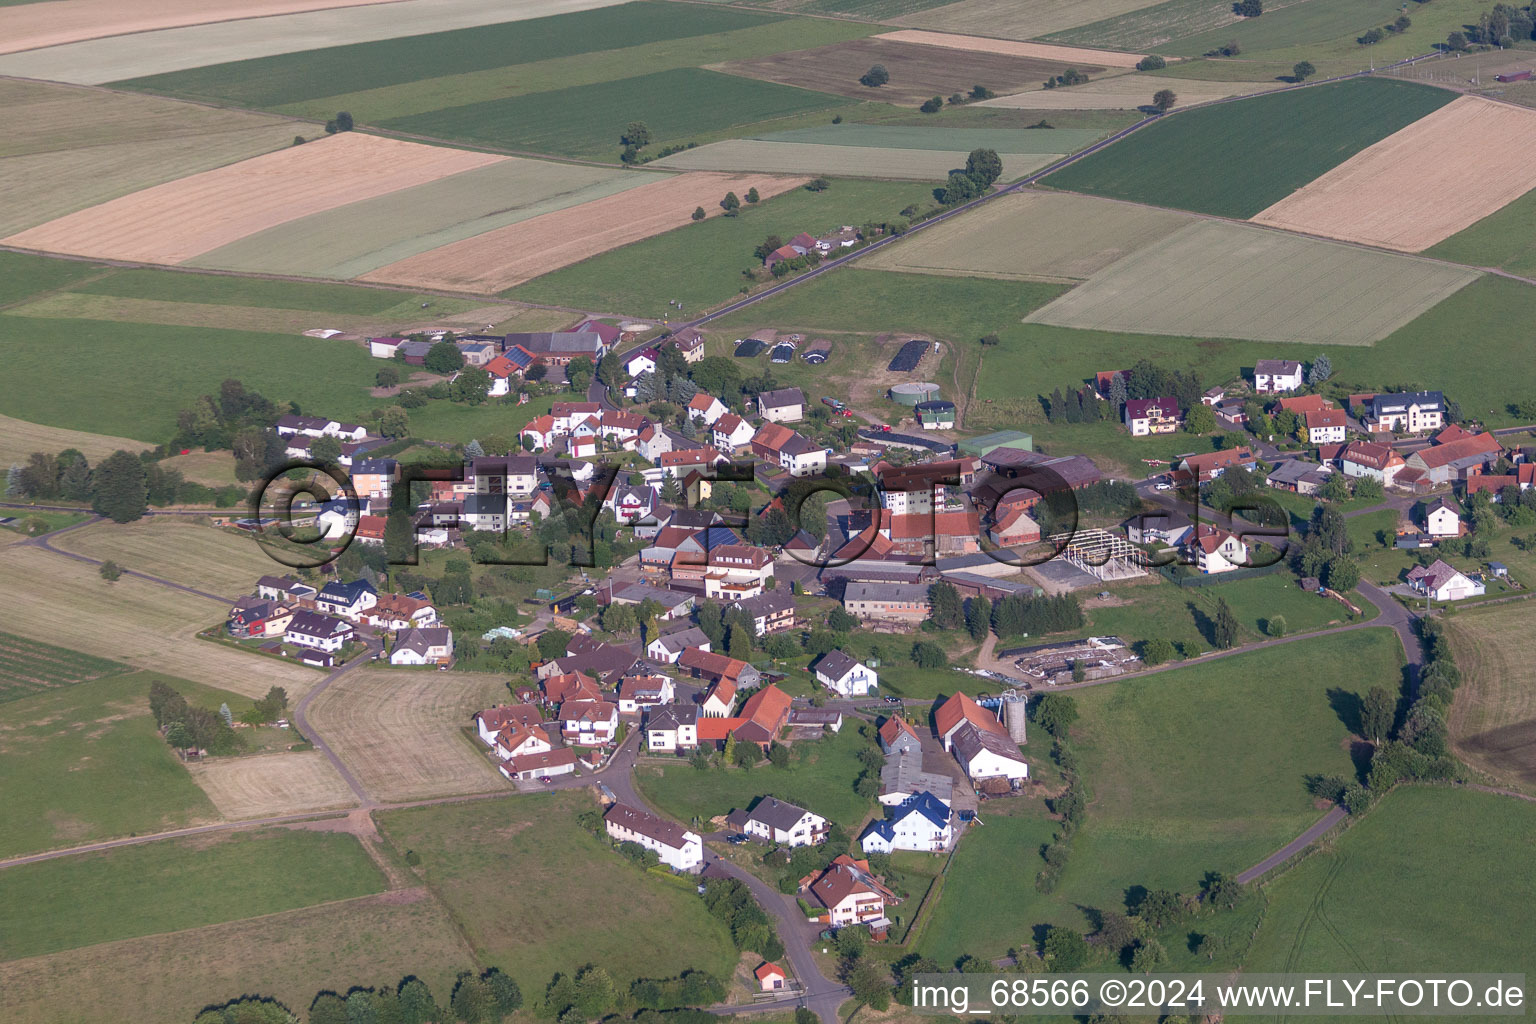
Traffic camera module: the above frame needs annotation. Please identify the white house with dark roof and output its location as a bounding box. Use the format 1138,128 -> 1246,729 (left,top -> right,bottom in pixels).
757,387 -> 805,423
285,610 -> 354,653
389,626 -> 453,665
860,792 -> 952,853
1406,559 -> 1484,601
1253,359 -> 1303,394
604,803 -> 703,871
740,797 -> 829,847
645,703 -> 700,752
950,721 -> 1029,783
646,627 -> 712,663
813,650 -> 878,697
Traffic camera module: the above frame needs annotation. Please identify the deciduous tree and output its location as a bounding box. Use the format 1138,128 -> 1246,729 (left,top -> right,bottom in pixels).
90,450 -> 147,523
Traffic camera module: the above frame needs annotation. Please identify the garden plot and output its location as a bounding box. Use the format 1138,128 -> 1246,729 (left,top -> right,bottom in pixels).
713,37 -> 1102,104
187,159 -> 658,278
1250,95 -> 1536,252
863,190 -> 1191,280
893,0 -> 1167,42
651,140 -> 1055,180
978,73 -> 1286,108
360,171 -> 806,294
1023,219 -> 1480,344
3,133 -> 504,265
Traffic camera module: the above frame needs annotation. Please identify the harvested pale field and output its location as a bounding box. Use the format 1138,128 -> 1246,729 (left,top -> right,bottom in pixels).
50,518 -> 277,597
1447,603 -> 1536,790
0,412 -> 147,468
305,668 -> 507,802
0,80 -> 301,235
754,123 -> 1106,152
187,159 -> 662,279
1250,96 -> 1536,252
651,139 -> 1055,181
0,891 -> 475,1024
1023,219 -> 1481,345
894,0 -> 1164,42
187,752 -> 358,818
0,0 -> 632,84
874,29 -> 1147,66
714,37 -> 1103,105
978,73 -> 1286,108
0,0 -> 407,55
3,133 -> 506,264
361,171 -> 807,294
863,190 -> 1190,280
154,450 -> 241,488
0,545 -> 314,700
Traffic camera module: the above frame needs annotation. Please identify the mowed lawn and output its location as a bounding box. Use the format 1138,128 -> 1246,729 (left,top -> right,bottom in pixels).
0,828 -> 385,959
635,723 -> 879,828
1245,786 -> 1536,975
0,251 -> 106,306
51,519 -> 283,598
112,2 -> 789,108
1427,185 -> 1536,278
380,68 -> 841,160
1446,602 -> 1536,791
509,178 -> 939,316
0,671 -> 224,858
375,792 -> 737,991
1044,78 -> 1455,218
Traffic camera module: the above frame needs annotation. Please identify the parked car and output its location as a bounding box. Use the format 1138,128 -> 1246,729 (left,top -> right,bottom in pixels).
1154,482 -> 1172,491
726,833 -> 749,845
539,776 -> 554,784
883,696 -> 901,704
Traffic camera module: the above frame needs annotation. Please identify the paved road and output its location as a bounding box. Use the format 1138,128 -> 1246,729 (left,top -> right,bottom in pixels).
16,513 -> 237,604
291,640 -> 385,807
1235,805 -> 1348,884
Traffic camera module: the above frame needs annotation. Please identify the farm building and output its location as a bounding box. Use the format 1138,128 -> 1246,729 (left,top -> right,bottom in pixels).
1047,528 -> 1146,581
958,430 -> 1033,457
915,400 -> 956,430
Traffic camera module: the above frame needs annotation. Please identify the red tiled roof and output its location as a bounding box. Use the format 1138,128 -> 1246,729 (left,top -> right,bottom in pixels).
879,716 -> 919,747
1277,394 -> 1335,414
934,692 -> 1005,740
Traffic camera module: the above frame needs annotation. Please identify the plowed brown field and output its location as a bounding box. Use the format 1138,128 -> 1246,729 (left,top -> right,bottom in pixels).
1250,96 -> 1536,252
361,171 -> 807,294
873,29 -> 1147,67
4,133 -> 505,264
0,0 -> 406,55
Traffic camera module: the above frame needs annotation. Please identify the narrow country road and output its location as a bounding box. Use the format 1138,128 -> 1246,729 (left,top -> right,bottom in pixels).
291,640 -> 384,808
16,513 -> 237,604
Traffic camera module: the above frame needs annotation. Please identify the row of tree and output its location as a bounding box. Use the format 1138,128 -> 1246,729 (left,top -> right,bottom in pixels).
149,680 -> 242,756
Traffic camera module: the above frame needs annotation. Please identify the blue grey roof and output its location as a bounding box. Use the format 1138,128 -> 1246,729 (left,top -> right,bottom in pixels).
318,578 -> 375,603
895,791 -> 950,829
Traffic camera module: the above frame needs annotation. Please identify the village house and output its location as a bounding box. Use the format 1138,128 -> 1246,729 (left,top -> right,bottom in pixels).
256,576 -> 318,606
474,705 -> 546,748
646,627 -> 712,663
701,544 -> 775,600
1406,559 -> 1485,601
879,459 -> 979,514
1424,497 -> 1463,538
878,716 -> 922,758
624,347 -> 660,378
1253,359 -> 1304,394
805,855 -> 896,928
842,581 -> 930,624
604,803 -> 704,872
950,721 -> 1029,783
275,414 -> 369,442
542,671 -> 604,706
617,674 -> 675,716
351,458 -> 396,501
813,650 -> 879,697
285,610 -> 354,653
1338,441 -> 1406,486
989,505 -> 1042,548
471,456 -> 538,497
364,592 -> 438,631
1360,390 -> 1445,434
1124,397 -> 1181,436
712,413 -> 757,453
504,330 -> 609,367
1404,432 -> 1503,485
1305,408 -> 1349,445
679,647 -> 761,692
757,387 -> 805,423
1187,523 -> 1251,574
860,791 -> 952,853
755,964 -> 787,993
313,579 -> 377,620
934,692 -> 1008,752
389,626 -> 453,666
226,597 -> 292,639
751,422 -> 828,478
560,699 -> 620,747
880,753 -> 954,808
731,684 -> 794,750
353,515 -> 387,546
671,329 -> 706,363
687,392 -> 729,426
499,747 -> 580,781
1267,459 -> 1333,496
645,703 -> 700,753
1174,446 -> 1257,485
738,797 -> 829,847
493,720 -> 551,762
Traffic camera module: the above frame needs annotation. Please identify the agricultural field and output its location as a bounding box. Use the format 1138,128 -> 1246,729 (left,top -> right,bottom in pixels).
652,140 -> 1055,181
1446,602 -> 1536,791
1,0 -> 637,84
0,543 -> 315,699
145,450 -> 242,489
977,72 -> 1286,107
304,668 -> 508,802
0,0 -> 406,54
0,891 -> 476,1024
895,0 -> 1169,44
752,123 -> 1107,152
1044,78 -> 1455,218
1022,220 -> 1480,345
635,723 -> 879,828
51,519 -> 283,598
0,413 -> 148,477
1427,184 -> 1536,277
73,267 -> 455,315
508,178 -> 935,316
873,30 -> 1147,66
187,752 -> 359,819
0,829 -> 385,959
1160,0 -> 1420,56
1245,787 -> 1536,976
0,669 -> 224,859
363,171 -> 808,295
920,629 -> 1404,962
715,38 -> 1106,105
268,15 -> 878,122
375,793 -> 738,991
0,251 -> 105,307
0,80 -> 302,237
380,68 -> 840,160
1252,96 -> 1536,252
0,631 -> 128,705
861,190 -> 1191,281
4,133 -> 505,265
1042,0 -> 1253,51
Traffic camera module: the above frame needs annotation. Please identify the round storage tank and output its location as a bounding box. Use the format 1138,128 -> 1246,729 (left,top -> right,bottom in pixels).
1002,695 -> 1029,743
888,381 -> 941,406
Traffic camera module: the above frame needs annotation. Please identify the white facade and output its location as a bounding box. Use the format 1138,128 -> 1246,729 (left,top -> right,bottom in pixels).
816,660 -> 878,697
605,807 -> 704,871
1426,504 -> 1461,537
